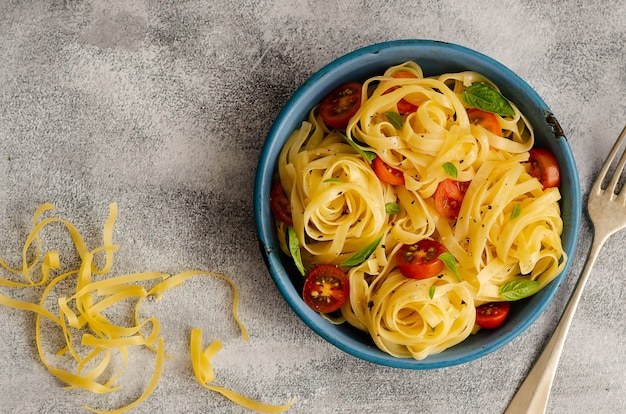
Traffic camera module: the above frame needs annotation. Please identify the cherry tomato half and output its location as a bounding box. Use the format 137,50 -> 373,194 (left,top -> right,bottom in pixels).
467,108 -> 502,136
475,301 -> 511,329
391,72 -> 419,114
372,155 -> 405,186
269,181 -> 293,226
528,148 -> 561,189
434,179 -> 470,220
396,239 -> 447,280
319,82 -> 363,130
381,72 -> 419,114
302,264 -> 350,313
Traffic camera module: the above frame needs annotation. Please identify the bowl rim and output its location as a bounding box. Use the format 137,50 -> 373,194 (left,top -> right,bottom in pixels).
254,39 -> 582,369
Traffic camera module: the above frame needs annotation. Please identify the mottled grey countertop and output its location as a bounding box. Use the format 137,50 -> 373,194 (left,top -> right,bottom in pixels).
0,1 -> 624,413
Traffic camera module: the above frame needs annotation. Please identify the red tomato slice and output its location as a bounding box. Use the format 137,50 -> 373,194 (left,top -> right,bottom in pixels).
476,301 -> 511,329
382,72 -> 419,114
397,98 -> 418,115
269,181 -> 293,226
396,239 -> 447,280
528,148 -> 561,189
302,264 -> 350,313
392,71 -> 417,79
391,72 -> 419,114
467,108 -> 502,136
318,82 -> 363,130
372,156 -> 405,186
434,179 -> 469,220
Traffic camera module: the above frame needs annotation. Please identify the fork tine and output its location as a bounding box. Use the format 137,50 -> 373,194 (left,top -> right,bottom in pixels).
608,140 -> 626,197
595,125 -> 626,194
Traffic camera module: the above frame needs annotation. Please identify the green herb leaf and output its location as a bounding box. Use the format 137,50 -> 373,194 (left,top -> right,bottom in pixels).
287,226 -> 306,276
324,178 -> 343,183
340,132 -> 376,163
384,111 -> 404,129
499,279 -> 540,301
438,252 -> 461,281
462,83 -> 515,116
385,202 -> 401,214
339,234 -> 383,267
510,203 -> 522,220
428,285 -> 436,299
443,162 -> 458,178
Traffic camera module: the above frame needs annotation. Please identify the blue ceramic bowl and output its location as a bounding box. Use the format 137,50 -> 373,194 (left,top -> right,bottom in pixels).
253,40 -> 581,369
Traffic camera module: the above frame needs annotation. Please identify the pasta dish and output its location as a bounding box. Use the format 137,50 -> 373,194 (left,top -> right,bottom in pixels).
269,61 -> 565,360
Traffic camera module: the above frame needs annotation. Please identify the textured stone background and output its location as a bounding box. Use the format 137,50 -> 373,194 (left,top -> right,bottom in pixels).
0,1 -> 624,413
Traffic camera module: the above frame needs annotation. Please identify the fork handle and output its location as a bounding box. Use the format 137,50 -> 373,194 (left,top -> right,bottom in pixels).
504,234 -> 606,414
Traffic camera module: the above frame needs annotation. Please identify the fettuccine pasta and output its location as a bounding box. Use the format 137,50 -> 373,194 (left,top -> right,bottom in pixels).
0,203 -> 294,412
273,61 -> 566,360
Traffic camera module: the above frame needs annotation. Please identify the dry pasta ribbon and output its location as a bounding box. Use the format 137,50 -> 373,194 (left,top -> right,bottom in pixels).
0,203 -> 293,413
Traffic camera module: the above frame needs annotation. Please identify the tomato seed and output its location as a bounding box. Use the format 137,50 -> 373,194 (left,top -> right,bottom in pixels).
425,246 -> 437,261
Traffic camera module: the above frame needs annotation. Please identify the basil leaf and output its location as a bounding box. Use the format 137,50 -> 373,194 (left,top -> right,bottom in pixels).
462,83 -> 515,116
324,178 -> 343,183
384,111 -> 404,129
385,202 -> 401,215
339,234 -> 383,267
438,252 -> 461,281
499,279 -> 540,301
428,285 -> 436,299
287,226 -> 306,276
443,162 -> 458,178
510,203 -> 522,220
340,132 -> 376,163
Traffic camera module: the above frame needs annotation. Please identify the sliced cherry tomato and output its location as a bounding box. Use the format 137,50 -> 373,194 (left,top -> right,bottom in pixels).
382,72 -> 419,114
396,239 -> 447,280
391,71 -> 417,79
302,264 -> 349,313
269,181 -> 293,226
467,108 -> 502,136
476,301 -> 511,329
528,148 -> 561,189
372,155 -> 405,186
396,98 -> 418,115
391,72 -> 419,114
434,179 -> 470,220
319,82 -> 363,130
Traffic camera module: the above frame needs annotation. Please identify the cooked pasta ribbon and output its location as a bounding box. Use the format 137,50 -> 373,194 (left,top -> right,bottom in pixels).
275,61 -> 566,360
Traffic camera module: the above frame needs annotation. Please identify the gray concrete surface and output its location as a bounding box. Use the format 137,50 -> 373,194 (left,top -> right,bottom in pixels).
0,1 -> 624,413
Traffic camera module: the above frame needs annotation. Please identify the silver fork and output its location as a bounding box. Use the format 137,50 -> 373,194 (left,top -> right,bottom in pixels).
504,125 -> 626,414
